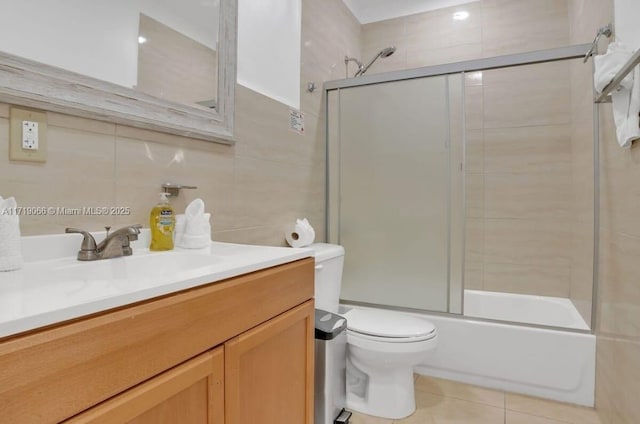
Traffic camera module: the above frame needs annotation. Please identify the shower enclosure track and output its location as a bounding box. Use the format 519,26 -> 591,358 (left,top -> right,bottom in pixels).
324,44 -> 591,90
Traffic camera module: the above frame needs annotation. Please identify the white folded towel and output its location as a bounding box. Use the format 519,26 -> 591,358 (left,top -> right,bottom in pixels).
594,42 -> 635,93
285,218 -> 315,248
594,42 -> 640,148
612,66 -> 640,148
0,196 -> 23,272
176,199 -> 212,249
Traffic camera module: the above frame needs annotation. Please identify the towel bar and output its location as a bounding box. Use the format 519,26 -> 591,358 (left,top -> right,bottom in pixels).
596,49 -> 640,103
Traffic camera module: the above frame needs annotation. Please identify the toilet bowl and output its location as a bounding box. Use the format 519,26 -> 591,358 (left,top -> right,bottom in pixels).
342,307 -> 437,419
309,243 -> 439,420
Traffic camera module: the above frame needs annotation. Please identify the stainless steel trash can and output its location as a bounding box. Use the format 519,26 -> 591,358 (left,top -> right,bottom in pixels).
315,308 -> 351,424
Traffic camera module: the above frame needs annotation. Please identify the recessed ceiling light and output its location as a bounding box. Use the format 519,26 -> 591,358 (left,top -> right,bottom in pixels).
138,36 -> 147,44
453,11 -> 470,21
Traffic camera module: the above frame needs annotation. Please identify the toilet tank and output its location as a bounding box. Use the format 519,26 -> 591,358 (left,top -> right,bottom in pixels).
309,243 -> 345,314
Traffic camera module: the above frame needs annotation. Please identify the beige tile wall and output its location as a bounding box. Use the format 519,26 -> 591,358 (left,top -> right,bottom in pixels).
568,0 -> 640,421
478,61 -> 578,299
361,0 -> 569,74
0,0 -> 361,248
361,1 -> 597,303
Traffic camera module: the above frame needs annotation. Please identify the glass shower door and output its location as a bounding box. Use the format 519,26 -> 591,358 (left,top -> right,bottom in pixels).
328,75 -> 461,312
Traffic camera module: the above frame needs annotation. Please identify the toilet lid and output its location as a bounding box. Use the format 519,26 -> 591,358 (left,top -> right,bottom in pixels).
343,308 -> 436,339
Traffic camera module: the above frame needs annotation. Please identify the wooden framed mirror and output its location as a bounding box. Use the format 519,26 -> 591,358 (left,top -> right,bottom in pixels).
0,0 -> 236,144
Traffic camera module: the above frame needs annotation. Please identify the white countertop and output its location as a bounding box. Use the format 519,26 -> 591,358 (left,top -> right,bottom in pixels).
0,231 -> 313,339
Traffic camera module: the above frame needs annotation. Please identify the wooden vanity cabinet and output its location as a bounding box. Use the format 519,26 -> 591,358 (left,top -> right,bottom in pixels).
65,348 -> 225,424
0,258 -> 314,424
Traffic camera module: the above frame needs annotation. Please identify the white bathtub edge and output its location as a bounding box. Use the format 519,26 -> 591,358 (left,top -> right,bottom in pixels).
413,314 -> 596,407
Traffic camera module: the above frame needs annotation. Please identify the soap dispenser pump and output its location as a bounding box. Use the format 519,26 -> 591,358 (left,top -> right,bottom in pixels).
150,192 -> 175,251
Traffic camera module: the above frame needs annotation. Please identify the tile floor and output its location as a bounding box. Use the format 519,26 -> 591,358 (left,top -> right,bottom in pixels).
350,375 -> 601,424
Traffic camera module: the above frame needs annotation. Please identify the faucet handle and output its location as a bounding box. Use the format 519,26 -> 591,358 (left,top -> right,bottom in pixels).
65,228 -> 97,251
65,228 -> 99,261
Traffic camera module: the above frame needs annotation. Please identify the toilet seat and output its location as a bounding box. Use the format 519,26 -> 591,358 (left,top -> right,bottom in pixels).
347,329 -> 436,343
343,308 -> 436,343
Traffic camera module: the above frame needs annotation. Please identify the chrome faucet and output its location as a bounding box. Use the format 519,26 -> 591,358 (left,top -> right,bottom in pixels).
66,225 -> 142,261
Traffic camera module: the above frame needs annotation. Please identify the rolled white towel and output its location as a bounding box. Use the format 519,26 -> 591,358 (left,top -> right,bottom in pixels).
0,196 -> 23,272
174,214 -> 186,246
176,199 -> 212,249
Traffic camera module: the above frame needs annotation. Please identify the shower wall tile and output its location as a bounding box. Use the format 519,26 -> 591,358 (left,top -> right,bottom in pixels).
569,219 -> 594,323
404,3 -> 483,69
464,261 -> 484,290
484,125 -> 572,174
465,218 -> 484,263
482,61 -> 570,86
465,129 -> 484,173
483,78 -> 571,128
465,71 -> 483,87
483,262 -> 571,297
406,43 -> 483,69
405,3 -> 482,51
568,0 -> 613,45
465,173 -> 484,218
481,0 -> 569,57
465,86 -> 484,130
484,171 -> 573,220
361,18 -> 407,75
483,218 -> 572,268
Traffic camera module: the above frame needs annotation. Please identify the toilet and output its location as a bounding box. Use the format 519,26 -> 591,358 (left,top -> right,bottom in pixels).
310,243 -> 438,420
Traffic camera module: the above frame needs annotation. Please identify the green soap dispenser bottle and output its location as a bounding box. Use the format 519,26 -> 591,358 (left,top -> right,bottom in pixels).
150,192 -> 175,251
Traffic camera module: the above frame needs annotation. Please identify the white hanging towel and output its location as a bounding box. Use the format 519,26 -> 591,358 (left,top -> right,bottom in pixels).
0,196 -> 23,272
612,66 -> 640,148
594,42 -> 640,148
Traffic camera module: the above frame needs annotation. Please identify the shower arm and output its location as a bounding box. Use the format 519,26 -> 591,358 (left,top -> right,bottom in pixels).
355,51 -> 384,77
345,56 -> 364,78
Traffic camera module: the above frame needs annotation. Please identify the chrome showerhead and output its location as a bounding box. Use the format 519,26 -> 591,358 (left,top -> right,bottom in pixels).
379,46 -> 396,58
354,46 -> 396,77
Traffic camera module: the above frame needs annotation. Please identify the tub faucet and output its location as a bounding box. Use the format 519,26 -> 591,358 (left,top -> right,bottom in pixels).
66,224 -> 142,261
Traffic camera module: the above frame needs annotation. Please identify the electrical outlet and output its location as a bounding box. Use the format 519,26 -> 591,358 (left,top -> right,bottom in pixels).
22,121 -> 39,150
9,107 -> 47,162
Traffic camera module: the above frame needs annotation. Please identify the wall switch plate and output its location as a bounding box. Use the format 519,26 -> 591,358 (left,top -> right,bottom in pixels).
9,107 -> 47,162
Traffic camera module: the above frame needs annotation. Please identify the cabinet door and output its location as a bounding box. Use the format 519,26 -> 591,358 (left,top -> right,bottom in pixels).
65,347 -> 224,424
225,300 -> 315,424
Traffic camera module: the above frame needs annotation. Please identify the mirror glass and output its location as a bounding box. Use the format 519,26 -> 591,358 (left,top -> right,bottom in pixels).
0,0 -> 234,143
0,0 -> 220,111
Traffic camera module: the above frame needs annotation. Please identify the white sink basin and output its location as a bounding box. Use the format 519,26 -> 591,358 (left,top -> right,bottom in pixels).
0,230 -> 313,339
51,251 -> 222,283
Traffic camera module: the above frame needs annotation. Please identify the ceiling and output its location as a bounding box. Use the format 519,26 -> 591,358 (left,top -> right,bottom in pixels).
342,0 -> 480,24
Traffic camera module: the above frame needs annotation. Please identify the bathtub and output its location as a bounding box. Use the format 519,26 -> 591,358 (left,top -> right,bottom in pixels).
346,290 -> 596,407
463,289 -> 590,330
